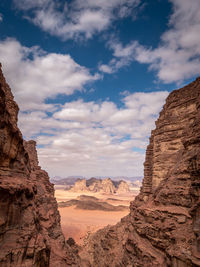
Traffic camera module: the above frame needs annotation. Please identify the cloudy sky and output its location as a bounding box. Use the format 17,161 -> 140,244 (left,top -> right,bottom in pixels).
0,0 -> 200,178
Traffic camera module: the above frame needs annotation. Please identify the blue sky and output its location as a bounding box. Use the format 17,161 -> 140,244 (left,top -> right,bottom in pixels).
0,0 -> 200,178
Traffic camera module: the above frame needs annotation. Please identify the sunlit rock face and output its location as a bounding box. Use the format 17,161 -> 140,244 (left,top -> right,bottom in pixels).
0,65 -> 80,267
70,178 -> 87,192
80,78 -> 200,267
70,177 -> 130,194
116,180 -> 130,194
142,79 -> 199,193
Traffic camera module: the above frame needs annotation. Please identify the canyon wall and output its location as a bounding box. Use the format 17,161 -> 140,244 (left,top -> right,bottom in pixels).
80,78 -> 200,266
1,62 -> 200,267
0,65 -> 80,267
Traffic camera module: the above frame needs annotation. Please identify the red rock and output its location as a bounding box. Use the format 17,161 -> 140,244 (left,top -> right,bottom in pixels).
0,64 -> 80,266
80,78 -> 200,266
1,61 -> 200,266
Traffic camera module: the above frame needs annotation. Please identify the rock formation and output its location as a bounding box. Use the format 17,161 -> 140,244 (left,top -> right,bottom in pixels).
70,177 -> 130,194
116,180 -> 130,194
100,178 -> 116,194
1,62 -> 200,267
0,65 -> 80,266
70,178 -> 87,192
80,78 -> 200,266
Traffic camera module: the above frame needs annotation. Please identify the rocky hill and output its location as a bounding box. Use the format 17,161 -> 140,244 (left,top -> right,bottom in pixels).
69,177 -> 130,194
0,65 -> 80,266
80,78 -> 200,266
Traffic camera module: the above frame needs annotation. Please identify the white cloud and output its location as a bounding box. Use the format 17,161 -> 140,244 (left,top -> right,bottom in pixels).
99,0 -> 200,83
13,0 -> 141,40
99,41 -> 138,73
18,92 -> 168,177
0,38 -> 98,111
0,38 -> 168,177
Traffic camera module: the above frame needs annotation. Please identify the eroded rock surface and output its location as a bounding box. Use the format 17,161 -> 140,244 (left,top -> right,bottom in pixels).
70,178 -> 87,192
70,177 -> 130,194
0,65 -> 80,267
80,78 -> 200,266
116,180 -> 130,194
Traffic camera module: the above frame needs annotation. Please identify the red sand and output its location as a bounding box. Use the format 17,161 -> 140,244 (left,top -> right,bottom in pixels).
59,206 -> 129,245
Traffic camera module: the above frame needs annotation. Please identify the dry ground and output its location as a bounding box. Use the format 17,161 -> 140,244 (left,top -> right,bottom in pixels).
55,186 -> 139,245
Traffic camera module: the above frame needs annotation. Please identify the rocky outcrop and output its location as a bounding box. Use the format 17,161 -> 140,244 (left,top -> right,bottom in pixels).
70,178 -> 87,192
80,78 -> 200,266
0,65 -> 80,266
70,177 -> 130,194
0,64 -> 30,177
101,178 -> 116,194
116,180 -> 130,194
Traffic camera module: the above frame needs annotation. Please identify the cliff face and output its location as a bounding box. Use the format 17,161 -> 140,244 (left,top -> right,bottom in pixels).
80,78 -> 200,266
0,65 -> 30,176
0,65 -> 80,267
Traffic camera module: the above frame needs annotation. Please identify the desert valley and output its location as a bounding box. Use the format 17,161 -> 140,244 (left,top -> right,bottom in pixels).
53,177 -> 140,244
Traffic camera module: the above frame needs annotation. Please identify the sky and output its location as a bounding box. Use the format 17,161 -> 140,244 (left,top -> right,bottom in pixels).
0,0 -> 200,178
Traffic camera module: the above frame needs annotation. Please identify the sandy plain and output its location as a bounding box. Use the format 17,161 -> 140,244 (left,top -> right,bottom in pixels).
55,186 -> 139,245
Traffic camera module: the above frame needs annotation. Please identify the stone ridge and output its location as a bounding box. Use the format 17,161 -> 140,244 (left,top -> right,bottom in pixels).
0,65 -> 80,267
80,78 -> 200,266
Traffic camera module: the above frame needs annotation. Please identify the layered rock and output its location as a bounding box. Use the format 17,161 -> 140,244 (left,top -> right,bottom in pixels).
80,78 -> 200,266
0,65 -> 80,266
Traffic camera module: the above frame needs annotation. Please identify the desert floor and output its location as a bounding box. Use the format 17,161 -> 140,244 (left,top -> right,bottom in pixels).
55,186 -> 139,245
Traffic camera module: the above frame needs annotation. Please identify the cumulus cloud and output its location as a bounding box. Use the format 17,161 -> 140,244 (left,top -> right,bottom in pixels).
13,0 -> 141,40
99,40 -> 138,73
99,0 -> 200,83
0,37 -> 169,178
18,92 -> 168,177
0,38 -> 98,111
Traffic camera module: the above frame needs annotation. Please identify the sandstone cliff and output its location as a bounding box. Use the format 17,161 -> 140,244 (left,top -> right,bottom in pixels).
0,65 -> 80,267
80,78 -> 200,266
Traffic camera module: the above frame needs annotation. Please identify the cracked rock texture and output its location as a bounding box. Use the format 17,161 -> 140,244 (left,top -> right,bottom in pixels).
80,78 -> 200,266
0,65 -> 80,267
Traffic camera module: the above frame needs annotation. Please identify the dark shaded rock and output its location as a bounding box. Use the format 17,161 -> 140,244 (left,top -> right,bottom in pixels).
0,65 -> 81,266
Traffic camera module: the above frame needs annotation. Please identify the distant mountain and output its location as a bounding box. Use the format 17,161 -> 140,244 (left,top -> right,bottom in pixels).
69,178 -> 131,194
51,176 -> 142,185
51,177 -> 80,185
